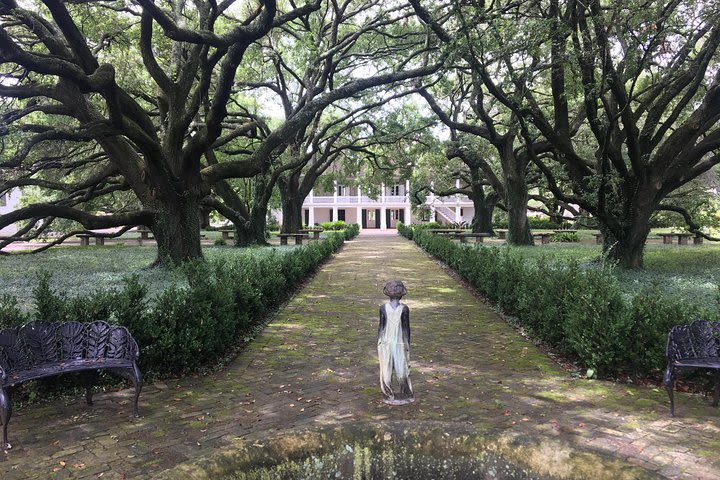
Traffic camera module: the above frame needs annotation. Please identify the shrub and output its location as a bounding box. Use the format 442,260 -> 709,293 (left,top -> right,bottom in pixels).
320,220 -> 346,231
3,235 -> 345,380
551,231 -> 580,243
342,223 -> 360,239
415,221 -> 442,230
396,222 -> 413,239
410,228 -> 713,377
214,238 -> 227,246
0,294 -> 26,329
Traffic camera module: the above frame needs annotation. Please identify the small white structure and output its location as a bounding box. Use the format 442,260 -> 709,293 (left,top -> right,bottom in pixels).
276,180 -> 476,231
0,189 -> 21,236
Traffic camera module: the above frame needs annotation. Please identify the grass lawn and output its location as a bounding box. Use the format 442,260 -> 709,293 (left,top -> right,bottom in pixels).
479,231 -> 720,309
0,243 -> 299,311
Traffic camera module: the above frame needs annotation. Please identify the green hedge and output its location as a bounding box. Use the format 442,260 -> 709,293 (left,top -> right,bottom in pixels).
0,233 -> 345,378
407,227 -> 708,377
342,223 -> 360,239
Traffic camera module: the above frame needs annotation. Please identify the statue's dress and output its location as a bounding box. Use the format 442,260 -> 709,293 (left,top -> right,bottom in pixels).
377,303 -> 414,404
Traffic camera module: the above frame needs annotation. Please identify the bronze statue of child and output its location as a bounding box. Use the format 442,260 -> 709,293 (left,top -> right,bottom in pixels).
377,280 -> 415,405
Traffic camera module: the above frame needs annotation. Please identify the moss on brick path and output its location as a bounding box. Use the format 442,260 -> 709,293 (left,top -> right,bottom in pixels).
2,235 -> 719,479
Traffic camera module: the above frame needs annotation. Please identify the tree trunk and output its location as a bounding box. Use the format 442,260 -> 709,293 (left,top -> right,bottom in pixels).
150,194 -> 203,266
280,197 -> 303,234
602,206 -> 653,269
235,172 -> 274,246
234,218 -> 267,246
278,169 -> 305,234
469,177 -> 497,234
502,154 -> 532,245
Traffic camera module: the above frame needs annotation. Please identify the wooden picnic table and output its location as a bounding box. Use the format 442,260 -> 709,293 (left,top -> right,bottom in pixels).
278,233 -> 309,245
299,228 -> 323,240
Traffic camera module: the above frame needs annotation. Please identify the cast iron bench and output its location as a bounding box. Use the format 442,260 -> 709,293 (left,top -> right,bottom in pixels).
0,320 -> 142,450
663,320 -> 720,416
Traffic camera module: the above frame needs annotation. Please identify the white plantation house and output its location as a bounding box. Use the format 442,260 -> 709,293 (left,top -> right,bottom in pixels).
275,180 -> 477,231
0,188 -> 21,236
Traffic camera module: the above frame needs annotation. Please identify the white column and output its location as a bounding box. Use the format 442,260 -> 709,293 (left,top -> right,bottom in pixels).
309,207 -> 315,226
333,180 -> 338,204
381,182 -> 386,204
309,188 -> 314,202
357,185 -> 362,202
332,207 -> 338,222
405,206 -> 412,225
381,207 -> 387,230
456,179 -> 461,203
455,205 -> 461,222
356,207 -> 362,230
405,180 -> 410,202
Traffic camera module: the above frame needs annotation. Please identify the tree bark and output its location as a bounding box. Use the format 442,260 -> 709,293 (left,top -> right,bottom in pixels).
278,170 -> 304,233
469,181 -> 497,234
501,147 -> 533,245
150,193 -> 203,266
234,172 -> 274,246
601,196 -> 654,269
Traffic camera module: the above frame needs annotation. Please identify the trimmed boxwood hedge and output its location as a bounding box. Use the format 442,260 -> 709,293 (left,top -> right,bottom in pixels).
0,232 -> 348,378
400,225 -> 712,377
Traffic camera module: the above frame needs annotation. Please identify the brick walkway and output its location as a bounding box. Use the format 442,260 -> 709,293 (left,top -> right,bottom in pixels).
2,235 -> 719,479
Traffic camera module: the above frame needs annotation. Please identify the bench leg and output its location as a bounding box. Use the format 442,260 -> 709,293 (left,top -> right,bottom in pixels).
132,363 -> 143,417
1,387 -> 11,450
663,366 -> 675,416
83,371 -> 99,406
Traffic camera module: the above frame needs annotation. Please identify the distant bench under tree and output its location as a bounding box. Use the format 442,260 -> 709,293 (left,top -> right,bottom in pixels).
278,233 -> 309,245
0,321 -> 142,450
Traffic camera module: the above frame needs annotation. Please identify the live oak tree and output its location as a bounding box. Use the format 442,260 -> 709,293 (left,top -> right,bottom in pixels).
211,0 -> 437,238
0,0 -> 320,264
0,0 -> 438,262
411,135 -> 502,234
409,0 -> 557,245
528,0 -> 720,268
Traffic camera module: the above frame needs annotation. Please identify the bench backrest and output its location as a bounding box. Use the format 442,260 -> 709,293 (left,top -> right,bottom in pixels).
666,320 -> 720,360
0,321 -> 139,374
